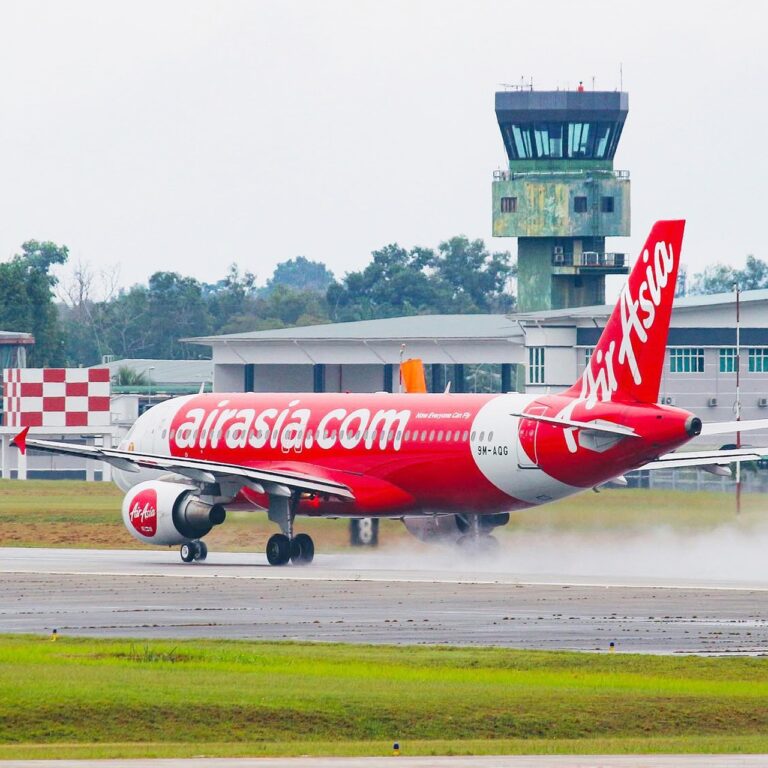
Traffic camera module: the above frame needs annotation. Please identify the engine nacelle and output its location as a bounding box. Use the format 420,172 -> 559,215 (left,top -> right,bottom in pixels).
122,480 -> 227,546
402,513 -> 510,543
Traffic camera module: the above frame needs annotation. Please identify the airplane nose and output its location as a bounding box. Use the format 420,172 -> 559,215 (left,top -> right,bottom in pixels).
685,416 -> 702,437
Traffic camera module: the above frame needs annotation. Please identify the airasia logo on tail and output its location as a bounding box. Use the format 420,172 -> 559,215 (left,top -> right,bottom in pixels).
128,488 -> 158,537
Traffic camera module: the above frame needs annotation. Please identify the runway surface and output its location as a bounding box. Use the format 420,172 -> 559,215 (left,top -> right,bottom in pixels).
3,548 -> 768,653
2,756 -> 768,767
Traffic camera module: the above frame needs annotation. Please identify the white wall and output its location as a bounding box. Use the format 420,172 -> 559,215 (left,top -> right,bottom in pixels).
214,364 -> 245,393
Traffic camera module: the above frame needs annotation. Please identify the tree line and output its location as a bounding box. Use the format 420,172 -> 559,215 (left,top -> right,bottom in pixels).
1,237 -> 765,368
1,237 -> 515,367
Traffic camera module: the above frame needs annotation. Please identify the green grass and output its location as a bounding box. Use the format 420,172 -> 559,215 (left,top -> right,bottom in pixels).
2,635 -> 768,757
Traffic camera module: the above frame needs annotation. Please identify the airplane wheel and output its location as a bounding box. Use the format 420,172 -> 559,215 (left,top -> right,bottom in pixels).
266,533 -> 292,566
180,543 -> 195,563
194,541 -> 208,561
291,533 -> 315,565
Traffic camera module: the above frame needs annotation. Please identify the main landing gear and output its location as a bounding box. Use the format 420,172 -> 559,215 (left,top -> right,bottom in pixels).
179,540 -> 208,563
456,514 -> 500,555
265,488 -> 315,566
266,532 -> 315,566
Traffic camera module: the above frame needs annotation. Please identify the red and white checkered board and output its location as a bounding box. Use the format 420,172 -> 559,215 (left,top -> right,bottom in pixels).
2,368 -> 111,427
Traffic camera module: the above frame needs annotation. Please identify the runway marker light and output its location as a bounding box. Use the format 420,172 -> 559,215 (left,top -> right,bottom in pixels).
51,629 -> 58,642
393,741 -> 400,756
609,641 -> 615,653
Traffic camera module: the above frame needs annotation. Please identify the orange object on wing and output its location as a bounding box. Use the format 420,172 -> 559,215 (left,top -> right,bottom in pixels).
400,358 -> 427,393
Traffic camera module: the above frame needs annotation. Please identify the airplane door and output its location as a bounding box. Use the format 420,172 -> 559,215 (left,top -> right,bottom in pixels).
516,406 -> 545,469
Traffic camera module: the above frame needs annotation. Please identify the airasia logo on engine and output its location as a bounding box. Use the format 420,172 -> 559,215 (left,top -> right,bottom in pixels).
128,488 -> 158,537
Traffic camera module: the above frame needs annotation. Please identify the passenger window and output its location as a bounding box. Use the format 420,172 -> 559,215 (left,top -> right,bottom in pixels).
421,430 -> 427,441
404,430 -> 411,440
488,431 -> 494,441
462,431 -> 469,441
479,431 -> 485,441
471,431 -> 476,441
429,430 -> 435,441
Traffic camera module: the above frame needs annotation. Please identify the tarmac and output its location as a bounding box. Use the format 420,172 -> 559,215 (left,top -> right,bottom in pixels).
2,547 -> 768,653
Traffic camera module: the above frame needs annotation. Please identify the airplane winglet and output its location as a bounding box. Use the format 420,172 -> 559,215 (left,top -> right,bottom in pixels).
11,426 -> 30,455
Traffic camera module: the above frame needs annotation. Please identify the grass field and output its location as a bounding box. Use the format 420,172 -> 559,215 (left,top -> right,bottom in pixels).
2,635 -> 768,758
0,479 -> 765,551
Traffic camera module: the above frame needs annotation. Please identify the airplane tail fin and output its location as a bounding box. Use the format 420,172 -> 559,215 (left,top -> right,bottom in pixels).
565,219 -> 685,407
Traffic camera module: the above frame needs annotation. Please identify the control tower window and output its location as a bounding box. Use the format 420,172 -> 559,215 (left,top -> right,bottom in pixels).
503,120 -> 621,160
574,196 -> 588,213
501,196 -> 517,213
600,196 -> 614,213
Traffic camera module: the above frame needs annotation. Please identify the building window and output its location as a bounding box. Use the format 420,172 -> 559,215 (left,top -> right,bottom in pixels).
500,196 -> 517,213
749,348 -> 768,372
600,196 -> 614,213
719,348 -> 737,373
669,348 -> 704,373
528,346 -> 545,384
574,196 -> 588,213
584,347 -> 594,367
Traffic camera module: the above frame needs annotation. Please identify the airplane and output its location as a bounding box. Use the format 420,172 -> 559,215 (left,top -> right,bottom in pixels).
12,220 -> 768,566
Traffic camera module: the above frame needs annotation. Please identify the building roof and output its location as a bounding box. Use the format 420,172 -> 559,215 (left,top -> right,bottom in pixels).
187,314 -> 525,344
186,288 -> 768,352
515,288 -> 768,322
92,358 -> 212,385
0,331 -> 34,345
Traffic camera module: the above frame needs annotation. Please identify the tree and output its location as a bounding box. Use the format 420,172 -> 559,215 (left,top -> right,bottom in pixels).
688,254 -> 768,295
432,236 -> 515,312
143,272 -> 210,358
267,256 -> 335,293
327,237 -> 515,321
0,240 -> 69,365
113,366 -> 149,386
205,264 -> 258,333
328,244 -> 440,321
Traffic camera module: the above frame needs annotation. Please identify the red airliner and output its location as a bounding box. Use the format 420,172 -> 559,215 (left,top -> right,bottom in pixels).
13,221 -> 768,565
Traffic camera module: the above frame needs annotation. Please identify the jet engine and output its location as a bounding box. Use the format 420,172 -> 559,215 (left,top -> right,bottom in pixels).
121,480 -> 227,546
402,513 -> 510,543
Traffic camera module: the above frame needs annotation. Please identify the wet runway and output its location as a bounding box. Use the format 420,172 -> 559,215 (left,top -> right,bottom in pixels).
2,548 -> 768,653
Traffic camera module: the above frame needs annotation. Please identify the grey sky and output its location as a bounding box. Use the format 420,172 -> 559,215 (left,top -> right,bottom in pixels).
1,0 -> 765,296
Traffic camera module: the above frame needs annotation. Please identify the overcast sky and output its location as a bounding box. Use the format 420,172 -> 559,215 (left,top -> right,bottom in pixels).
1,0 -> 765,296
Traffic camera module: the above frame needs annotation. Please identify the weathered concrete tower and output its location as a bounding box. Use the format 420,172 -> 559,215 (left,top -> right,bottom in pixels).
493,89 -> 630,312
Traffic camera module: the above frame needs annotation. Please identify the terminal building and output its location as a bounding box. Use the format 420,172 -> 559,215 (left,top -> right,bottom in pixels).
187,290 -> 768,452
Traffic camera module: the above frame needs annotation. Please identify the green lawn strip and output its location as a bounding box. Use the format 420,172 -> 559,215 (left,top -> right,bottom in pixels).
3,735 -> 768,760
2,635 -> 768,753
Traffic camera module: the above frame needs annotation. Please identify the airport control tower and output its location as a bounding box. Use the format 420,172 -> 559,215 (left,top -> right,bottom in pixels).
493,89 -> 630,312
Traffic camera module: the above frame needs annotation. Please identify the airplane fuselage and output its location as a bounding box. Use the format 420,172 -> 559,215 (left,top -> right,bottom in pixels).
115,390 -> 697,519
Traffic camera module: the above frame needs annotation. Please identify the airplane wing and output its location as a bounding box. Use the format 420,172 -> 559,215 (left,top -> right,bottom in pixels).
510,411 -> 639,438
640,446 -> 767,472
700,418 -> 768,436
11,428 -> 354,501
